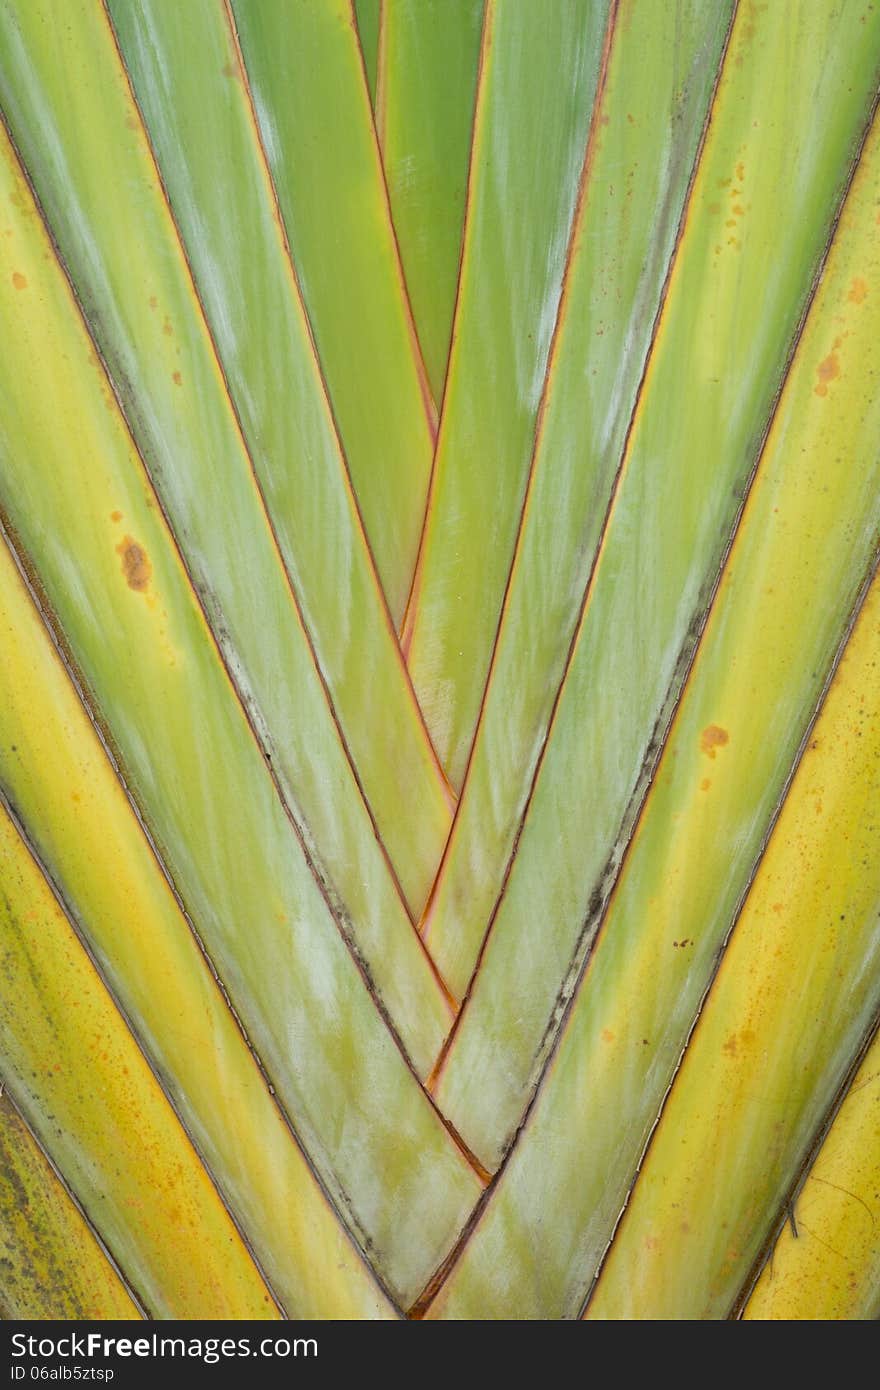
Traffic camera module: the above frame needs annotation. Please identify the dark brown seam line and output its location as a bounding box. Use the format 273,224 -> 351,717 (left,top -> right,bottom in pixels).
426,0 -> 738,1076
398,0 -> 492,655
226,0 -> 454,809
416,526 -> 876,1319
0,513 -> 402,1318
0,790 -> 285,1320
417,0 -> 622,967
731,988 -> 880,1319
106,1 -> 448,1032
346,0 -> 438,436
420,38 -> 880,1308
0,1072 -> 150,1320
581,540 -> 880,1320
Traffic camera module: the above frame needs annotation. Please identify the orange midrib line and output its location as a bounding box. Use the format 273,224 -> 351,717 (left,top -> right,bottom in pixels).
426,0 -> 733,1082
416,0 -> 623,963
348,0 -> 438,437
373,0 -> 388,151
398,0 -> 494,655
102,0 -> 452,1027
219,0 -> 455,938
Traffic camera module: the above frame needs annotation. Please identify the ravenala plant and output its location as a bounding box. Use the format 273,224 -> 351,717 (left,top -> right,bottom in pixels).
0,0 -> 879,1321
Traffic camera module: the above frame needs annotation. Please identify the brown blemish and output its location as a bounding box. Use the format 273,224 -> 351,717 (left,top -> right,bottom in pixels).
701,724 -> 730,759
814,352 -> 840,397
110,510 -> 123,523
116,535 -> 152,592
162,315 -> 173,336
148,295 -> 158,310
172,371 -> 182,386
11,271 -> 26,290
723,1028 -> 755,1057
736,161 -> 745,181
222,61 -> 241,81
700,777 -> 711,792
848,277 -> 868,304
601,1028 -> 615,1043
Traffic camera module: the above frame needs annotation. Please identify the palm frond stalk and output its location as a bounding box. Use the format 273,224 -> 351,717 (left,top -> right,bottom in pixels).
0,0 -> 878,1320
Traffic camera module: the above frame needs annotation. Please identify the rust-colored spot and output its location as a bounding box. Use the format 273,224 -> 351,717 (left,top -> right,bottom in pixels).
772,902 -> 784,915
724,1029 -> 756,1057
125,114 -> 139,131
116,535 -> 152,592
736,161 -> 745,181
814,352 -> 840,397
848,277 -> 868,305
110,510 -> 122,523
222,61 -> 241,80
172,370 -> 182,386
11,270 -> 26,290
700,724 -> 729,758
601,1028 -> 615,1044
148,295 -> 158,310
162,315 -> 173,336
700,777 -> 711,792
707,201 -> 721,214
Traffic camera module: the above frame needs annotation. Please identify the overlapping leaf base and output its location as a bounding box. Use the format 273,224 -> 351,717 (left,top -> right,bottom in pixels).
0,0 -> 879,1320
